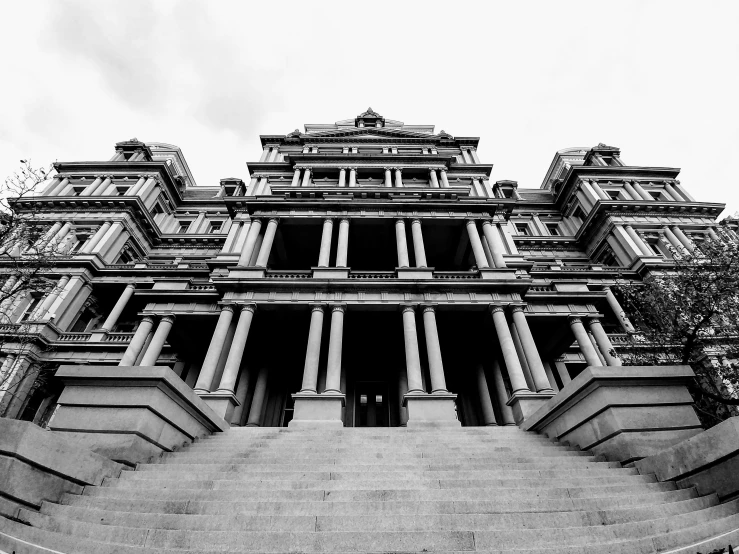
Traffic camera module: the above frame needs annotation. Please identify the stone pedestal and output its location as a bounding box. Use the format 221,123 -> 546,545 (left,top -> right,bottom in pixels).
228,268 -> 266,279
48,365 -> 229,465
479,268 -> 518,280
289,392 -> 345,428
396,267 -> 434,280
507,391 -> 556,424
312,267 -> 349,279
199,391 -> 240,422
403,393 -> 461,428
521,365 -> 703,465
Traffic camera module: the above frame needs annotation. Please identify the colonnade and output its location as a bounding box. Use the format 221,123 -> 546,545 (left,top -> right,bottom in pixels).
580,179 -> 696,205
44,174 -> 160,201
290,166 -> 454,190
616,223 -> 697,259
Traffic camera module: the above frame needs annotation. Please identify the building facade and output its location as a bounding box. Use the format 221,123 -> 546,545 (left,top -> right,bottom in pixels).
0,108 -> 727,429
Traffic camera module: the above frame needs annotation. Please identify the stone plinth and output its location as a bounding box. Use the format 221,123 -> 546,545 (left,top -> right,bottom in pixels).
311,267 -> 349,279
0,418 -> 123,518
478,268 -> 518,280
199,391 -> 240,422
289,392 -> 345,428
48,365 -> 229,465
507,391 -> 555,424
396,267 -> 434,280
636,417 -> 739,501
521,365 -> 703,465
403,393 -> 461,428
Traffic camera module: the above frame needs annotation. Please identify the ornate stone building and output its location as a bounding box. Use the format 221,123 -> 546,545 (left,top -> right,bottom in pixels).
0,108 -> 726,429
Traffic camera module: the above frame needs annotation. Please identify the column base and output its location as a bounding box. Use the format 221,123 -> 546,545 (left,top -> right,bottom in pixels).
479,268 -> 518,280
199,392 -> 241,422
289,392 -> 345,428
312,267 -> 349,279
396,267 -> 435,280
403,393 -> 461,428
507,391 -> 556,425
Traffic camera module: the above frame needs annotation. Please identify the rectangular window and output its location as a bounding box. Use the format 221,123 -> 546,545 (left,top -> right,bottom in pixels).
209,222 -> 223,234
115,186 -> 129,196
606,190 -> 620,200
178,222 -> 191,234
647,242 -> 663,256
19,297 -> 41,321
649,191 -> 662,201
515,224 -> 531,236
546,224 -> 560,236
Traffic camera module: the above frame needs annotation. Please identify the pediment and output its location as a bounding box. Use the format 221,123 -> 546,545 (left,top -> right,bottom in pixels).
307,128 -> 438,140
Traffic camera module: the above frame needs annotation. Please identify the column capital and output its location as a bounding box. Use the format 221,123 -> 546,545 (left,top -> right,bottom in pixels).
439,167 -> 447,172
510,305 -> 526,314
239,303 -> 258,314
400,304 -> 417,314
395,217 -> 406,224
410,217 -> 422,225
331,303 -> 347,313
218,304 -> 236,314
568,315 -> 583,324
266,217 -> 279,224
421,304 -> 437,314
585,315 -> 604,326
310,303 -> 326,313
124,282 -> 136,290
159,314 -> 176,324
489,304 -> 506,315
465,218 -> 478,226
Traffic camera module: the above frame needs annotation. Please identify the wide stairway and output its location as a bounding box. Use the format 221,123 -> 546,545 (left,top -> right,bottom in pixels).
2,427 -> 739,553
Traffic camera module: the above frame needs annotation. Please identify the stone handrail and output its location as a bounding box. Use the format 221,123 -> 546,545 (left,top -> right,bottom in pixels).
104,332 -> 135,342
348,271 -> 397,279
57,333 -> 92,342
432,271 -> 480,280
265,270 -> 312,279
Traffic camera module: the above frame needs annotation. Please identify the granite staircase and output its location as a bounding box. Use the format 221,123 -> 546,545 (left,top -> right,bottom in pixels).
2,426 -> 739,553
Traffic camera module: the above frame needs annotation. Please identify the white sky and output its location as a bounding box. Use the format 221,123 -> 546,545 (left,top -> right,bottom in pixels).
1,1 -> 737,214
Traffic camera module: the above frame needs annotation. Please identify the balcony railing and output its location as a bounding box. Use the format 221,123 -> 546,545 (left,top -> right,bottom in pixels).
432,271 -> 480,280
265,270 -> 312,279
104,332 -> 135,343
56,333 -> 92,342
348,271 -> 397,279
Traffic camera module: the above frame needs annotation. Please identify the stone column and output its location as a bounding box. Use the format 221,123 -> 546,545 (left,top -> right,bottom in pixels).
100,284 -> 135,332
394,168 -> 403,188
33,275 -> 70,319
674,183 -> 696,201
476,364 -> 497,425
663,226 -> 686,252
482,221 -> 507,268
395,219 -> 410,268
664,183 -> 682,201
254,218 -> 278,267
301,168 -> 312,187
466,220 -> 490,269
238,219 -> 262,266
569,316 -> 602,367
291,168 -> 301,187
603,286 -> 635,333
422,305 -> 448,393
324,304 -> 346,393
80,222 -> 111,254
318,218 -> 334,267
553,360 -> 572,386
410,219 -> 427,267
336,219 -> 349,267
48,177 -> 70,196
671,226 -> 695,253
127,176 -> 147,196
338,168 -> 346,188
624,225 -> 653,256
511,307 -> 553,392
632,182 -> 654,201
79,177 -> 104,197
349,168 -> 357,187
490,306 -> 530,394
193,306 -> 235,393
588,332 -> 607,366
708,228 -> 720,242
429,169 -> 440,188
119,316 -> 155,366
299,305 -> 325,393
401,305 -> 424,393
216,305 -> 257,393
490,359 -> 516,425
139,315 -> 175,366
398,371 -> 409,426
384,168 -> 393,188
439,168 -> 450,188
622,182 -> 638,200
246,367 -> 269,426
587,318 -> 622,366
589,180 -> 610,201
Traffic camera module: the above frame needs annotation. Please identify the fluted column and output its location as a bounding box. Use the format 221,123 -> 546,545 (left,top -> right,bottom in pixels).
301,167 -> 312,187
299,305 -> 325,393
384,168 -> 393,188
422,305 -> 447,393
394,168 -> 403,188
410,219 -> 427,267
349,168 -> 357,187
401,305 -> 424,393
490,359 -> 516,425
395,219 -> 410,268
291,168 -> 301,187
466,220 -> 490,269
336,219 -> 349,267
324,304 -> 346,393
671,226 -> 695,253
511,307 -> 553,392
119,316 -> 155,366
482,221 -> 507,268
338,168 -> 347,187
490,306 -> 530,394
429,169 -> 440,188
216,305 -> 257,393
624,225 -> 653,256
476,364 -> 497,425
193,305 -> 235,392
238,219 -> 262,266
603,286 -> 635,333
588,318 -> 622,366
139,315 -> 175,366
569,316 -> 602,367
439,168 -> 450,188
254,218 -> 278,267
246,367 -> 269,426
100,283 -> 135,332
318,218 -> 334,267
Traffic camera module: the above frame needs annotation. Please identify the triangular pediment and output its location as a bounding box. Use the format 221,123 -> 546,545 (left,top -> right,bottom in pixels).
306,128 -> 440,140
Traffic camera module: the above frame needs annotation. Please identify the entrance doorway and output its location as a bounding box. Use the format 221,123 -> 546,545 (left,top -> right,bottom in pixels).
355,381 -> 389,427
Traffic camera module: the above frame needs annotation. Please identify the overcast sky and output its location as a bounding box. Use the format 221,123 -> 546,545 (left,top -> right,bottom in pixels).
1,1 -> 737,214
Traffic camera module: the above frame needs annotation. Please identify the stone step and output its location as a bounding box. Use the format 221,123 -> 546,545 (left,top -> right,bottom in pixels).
194,435 -> 562,444
106,473 -> 655,490
165,452 -> 594,462
15,501 -> 739,550
83,481 -> 677,503
60,488 -> 698,516
40,496 -> 717,532
179,445 -> 585,455
122,467 -> 639,482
